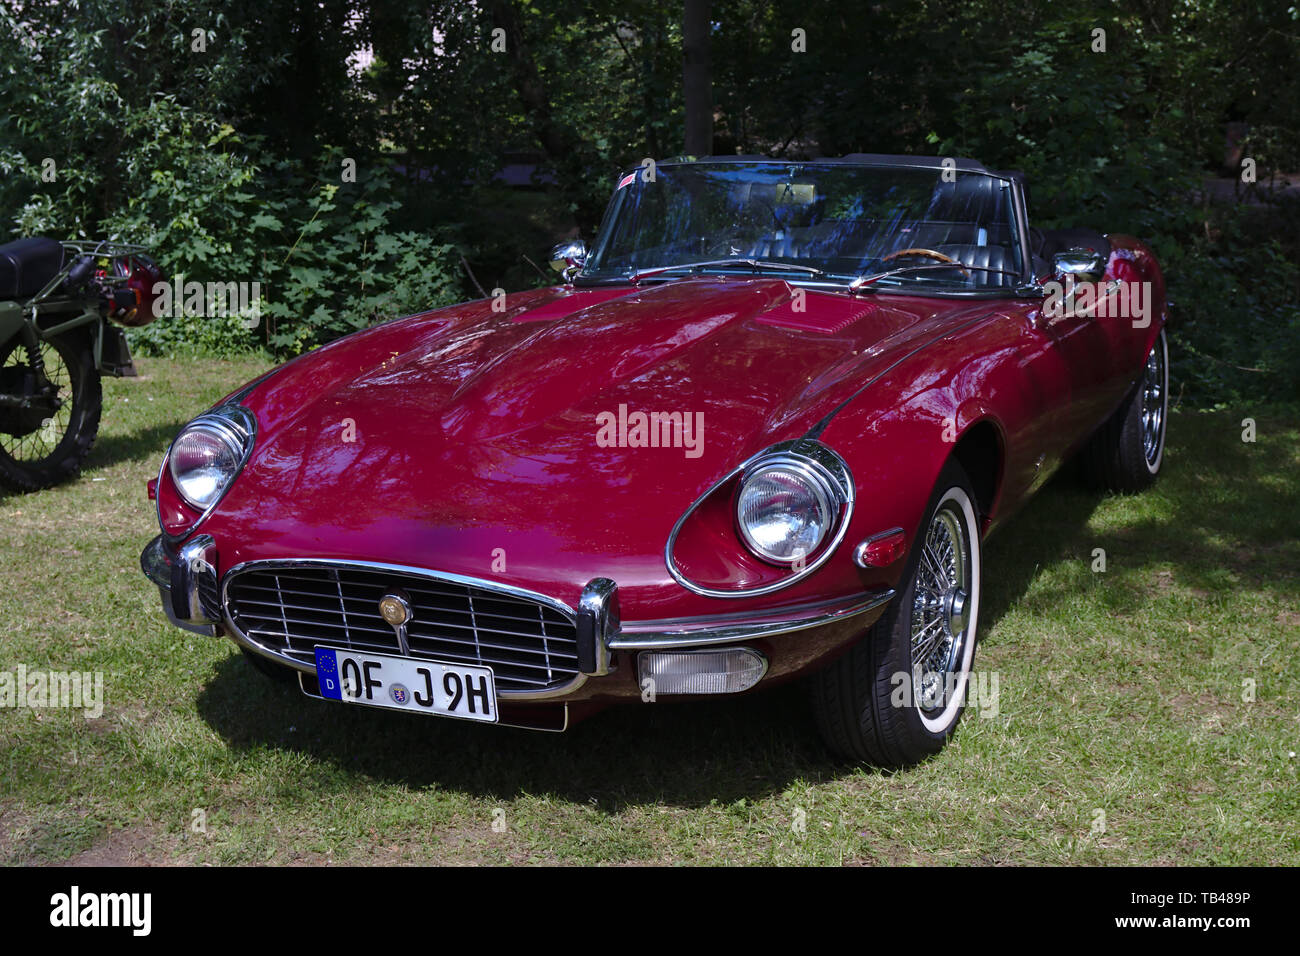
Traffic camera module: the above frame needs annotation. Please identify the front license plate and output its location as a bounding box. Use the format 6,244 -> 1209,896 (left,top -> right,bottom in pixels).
312,647 -> 497,723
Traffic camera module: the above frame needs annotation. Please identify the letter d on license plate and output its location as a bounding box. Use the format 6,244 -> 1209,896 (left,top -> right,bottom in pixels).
313,647 -> 497,723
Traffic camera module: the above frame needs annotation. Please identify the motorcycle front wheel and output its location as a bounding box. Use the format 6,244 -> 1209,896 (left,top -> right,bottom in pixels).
0,329 -> 102,492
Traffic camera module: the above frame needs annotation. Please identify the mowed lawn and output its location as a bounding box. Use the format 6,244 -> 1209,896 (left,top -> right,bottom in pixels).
0,356 -> 1296,866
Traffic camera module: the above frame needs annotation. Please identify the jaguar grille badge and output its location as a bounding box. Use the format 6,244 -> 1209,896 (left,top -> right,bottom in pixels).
377,590 -> 412,654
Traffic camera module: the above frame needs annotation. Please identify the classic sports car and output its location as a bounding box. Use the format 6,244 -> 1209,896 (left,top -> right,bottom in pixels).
141,154 -> 1168,767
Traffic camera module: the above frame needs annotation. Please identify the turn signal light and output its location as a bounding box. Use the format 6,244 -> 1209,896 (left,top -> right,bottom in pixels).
853,528 -> 906,568
637,647 -> 767,695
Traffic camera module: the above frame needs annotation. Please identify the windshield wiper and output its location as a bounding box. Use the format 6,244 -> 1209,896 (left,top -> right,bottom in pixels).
845,263 -> 1024,294
627,258 -> 825,284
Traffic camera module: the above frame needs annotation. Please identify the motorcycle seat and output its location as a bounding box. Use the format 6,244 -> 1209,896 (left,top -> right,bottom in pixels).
0,237 -> 65,300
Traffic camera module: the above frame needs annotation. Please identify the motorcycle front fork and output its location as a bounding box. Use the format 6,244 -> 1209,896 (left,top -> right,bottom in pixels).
18,323 -> 47,380
20,323 -> 45,369
9,322 -> 63,414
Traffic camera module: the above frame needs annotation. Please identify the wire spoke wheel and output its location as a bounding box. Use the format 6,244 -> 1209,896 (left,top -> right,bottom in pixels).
910,502 -> 972,714
1080,328 -> 1168,491
0,330 -> 101,491
0,339 -> 75,463
810,461 -> 982,767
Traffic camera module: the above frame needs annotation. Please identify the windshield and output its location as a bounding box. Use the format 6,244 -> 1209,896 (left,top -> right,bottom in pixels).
581,161 -> 1024,292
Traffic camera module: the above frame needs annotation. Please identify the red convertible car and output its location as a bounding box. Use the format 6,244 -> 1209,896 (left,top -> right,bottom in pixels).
141,155 -> 1168,766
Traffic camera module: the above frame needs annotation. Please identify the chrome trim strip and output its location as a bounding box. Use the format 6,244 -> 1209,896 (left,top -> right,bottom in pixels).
664,438 -> 855,598
1008,176 -> 1033,283
167,606 -> 217,637
611,587 -> 894,649
221,558 -> 587,701
576,577 -> 618,676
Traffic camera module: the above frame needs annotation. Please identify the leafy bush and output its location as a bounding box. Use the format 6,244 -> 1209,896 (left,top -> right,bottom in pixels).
248,173 -> 463,355
2,7 -> 464,361
94,128 -> 464,358
1165,208 -> 1300,408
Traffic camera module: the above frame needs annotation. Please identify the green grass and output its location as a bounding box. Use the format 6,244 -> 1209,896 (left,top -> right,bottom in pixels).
1,357 -> 1297,865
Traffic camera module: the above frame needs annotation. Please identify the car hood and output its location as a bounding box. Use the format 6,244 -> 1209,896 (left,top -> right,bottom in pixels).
211,277 -> 987,612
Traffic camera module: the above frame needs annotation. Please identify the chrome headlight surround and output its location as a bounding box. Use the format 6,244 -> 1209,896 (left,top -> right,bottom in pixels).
666,438 -> 855,598
159,404 -> 256,539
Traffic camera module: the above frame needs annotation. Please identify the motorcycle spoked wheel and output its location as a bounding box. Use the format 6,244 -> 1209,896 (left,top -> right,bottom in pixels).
0,331 -> 102,492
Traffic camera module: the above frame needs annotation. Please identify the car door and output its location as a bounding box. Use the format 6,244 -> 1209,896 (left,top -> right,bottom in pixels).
992,296 -> 1115,502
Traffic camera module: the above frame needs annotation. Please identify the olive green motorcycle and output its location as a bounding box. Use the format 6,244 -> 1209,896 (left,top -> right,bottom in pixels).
0,237 -> 161,491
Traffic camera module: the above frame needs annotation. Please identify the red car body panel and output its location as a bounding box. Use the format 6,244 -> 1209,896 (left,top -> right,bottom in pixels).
147,217 -> 1166,721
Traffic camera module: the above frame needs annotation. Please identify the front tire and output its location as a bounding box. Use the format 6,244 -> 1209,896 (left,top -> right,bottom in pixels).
811,461 -> 983,767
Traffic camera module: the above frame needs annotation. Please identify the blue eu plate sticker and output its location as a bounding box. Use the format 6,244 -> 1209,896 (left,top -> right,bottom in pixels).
314,647 -> 342,700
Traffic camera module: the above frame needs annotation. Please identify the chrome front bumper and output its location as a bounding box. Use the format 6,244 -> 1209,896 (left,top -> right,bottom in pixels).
141,534 -> 894,685
140,533 -> 220,636
612,592 -> 894,649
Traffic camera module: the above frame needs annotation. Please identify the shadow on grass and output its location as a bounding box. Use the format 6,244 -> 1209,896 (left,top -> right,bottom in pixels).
85,418 -> 185,471
193,409 -> 1298,805
197,659 -> 836,809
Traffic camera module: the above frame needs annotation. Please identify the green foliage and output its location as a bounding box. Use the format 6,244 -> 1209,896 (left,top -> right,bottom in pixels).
109,140 -> 463,357
251,175 -> 463,355
1165,208 -> 1300,407
933,11 -> 1190,238
1,0 -> 1296,398
0,2 -> 273,236
924,6 -> 1300,409
1,3 -> 463,360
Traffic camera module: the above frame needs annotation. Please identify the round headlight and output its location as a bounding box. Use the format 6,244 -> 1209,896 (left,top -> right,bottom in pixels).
169,424 -> 243,511
736,463 -> 835,565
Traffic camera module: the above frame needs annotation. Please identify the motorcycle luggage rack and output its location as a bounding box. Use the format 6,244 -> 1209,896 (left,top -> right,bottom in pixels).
26,239 -> 152,306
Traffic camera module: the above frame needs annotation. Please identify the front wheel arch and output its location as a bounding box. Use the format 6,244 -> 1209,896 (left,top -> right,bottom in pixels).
950,418 -> 1005,526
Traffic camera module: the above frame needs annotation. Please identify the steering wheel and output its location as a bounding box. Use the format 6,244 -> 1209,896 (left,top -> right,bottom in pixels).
882,248 -> 970,276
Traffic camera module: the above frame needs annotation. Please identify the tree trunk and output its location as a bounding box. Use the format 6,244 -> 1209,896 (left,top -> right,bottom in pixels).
683,0 -> 713,157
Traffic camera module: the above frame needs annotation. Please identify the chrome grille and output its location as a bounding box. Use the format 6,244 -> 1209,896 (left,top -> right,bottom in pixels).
197,571 -> 221,621
224,563 -> 579,694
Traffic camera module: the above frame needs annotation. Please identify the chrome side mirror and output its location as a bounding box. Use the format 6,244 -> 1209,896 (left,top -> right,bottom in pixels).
549,239 -> 588,281
1053,248 -> 1106,281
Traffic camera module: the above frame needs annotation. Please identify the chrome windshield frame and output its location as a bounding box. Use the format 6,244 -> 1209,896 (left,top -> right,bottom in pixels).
577,156 -> 1034,293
